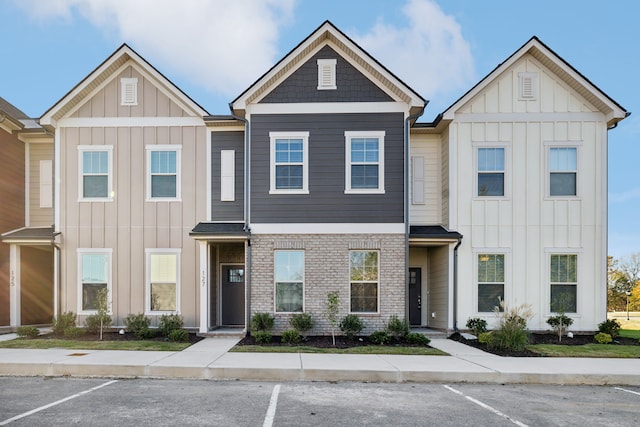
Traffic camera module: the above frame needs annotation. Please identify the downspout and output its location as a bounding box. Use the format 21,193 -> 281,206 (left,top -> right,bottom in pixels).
453,236 -> 462,332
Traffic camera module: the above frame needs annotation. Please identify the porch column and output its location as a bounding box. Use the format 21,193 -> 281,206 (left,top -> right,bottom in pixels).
198,241 -> 209,333
9,245 -> 20,327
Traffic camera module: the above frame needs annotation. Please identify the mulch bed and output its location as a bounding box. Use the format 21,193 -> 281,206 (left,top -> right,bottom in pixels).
236,335 -> 426,349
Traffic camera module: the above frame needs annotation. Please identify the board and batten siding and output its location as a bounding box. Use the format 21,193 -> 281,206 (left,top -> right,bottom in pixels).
409,134 -> 441,225
28,143 -> 54,227
427,245 -> 449,330
250,112 -> 404,224
210,131 -> 244,221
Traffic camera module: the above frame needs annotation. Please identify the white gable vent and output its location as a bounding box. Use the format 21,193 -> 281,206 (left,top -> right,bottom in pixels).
519,72 -> 537,100
121,77 -> 138,105
317,59 -> 337,90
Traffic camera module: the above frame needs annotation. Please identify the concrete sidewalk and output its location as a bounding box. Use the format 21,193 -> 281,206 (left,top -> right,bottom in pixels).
0,335 -> 639,385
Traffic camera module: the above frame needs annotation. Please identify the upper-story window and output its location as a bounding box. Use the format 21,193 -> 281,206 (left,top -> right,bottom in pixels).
78,145 -> 113,201
477,147 -> 504,197
120,77 -> 138,105
147,145 -> 181,201
549,147 -> 577,196
269,132 -> 309,194
345,131 -> 385,194
317,59 -> 337,90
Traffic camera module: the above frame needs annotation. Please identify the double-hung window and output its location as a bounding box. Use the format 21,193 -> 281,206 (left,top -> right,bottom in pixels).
477,147 -> 505,196
79,146 -> 112,200
78,249 -> 111,313
345,131 -> 385,193
269,132 -> 309,194
147,145 -> 181,200
477,254 -> 505,312
274,251 -> 304,312
550,254 -> 577,313
549,147 -> 577,196
146,249 -> 180,313
350,251 -> 379,313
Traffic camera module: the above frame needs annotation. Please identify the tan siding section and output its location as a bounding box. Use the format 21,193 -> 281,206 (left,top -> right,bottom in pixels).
28,143 -> 54,226
428,245 -> 449,329
441,127 -> 450,227
409,134 -> 441,224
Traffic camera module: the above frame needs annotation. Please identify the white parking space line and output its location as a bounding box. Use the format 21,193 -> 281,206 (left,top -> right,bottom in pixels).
614,386 -> 640,396
443,385 -> 529,427
0,380 -> 118,426
263,384 -> 281,427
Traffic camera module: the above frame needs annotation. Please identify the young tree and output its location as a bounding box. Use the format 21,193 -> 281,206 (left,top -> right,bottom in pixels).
95,287 -> 112,340
324,291 -> 339,346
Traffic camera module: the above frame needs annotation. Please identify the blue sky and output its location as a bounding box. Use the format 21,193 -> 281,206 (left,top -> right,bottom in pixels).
1,0 -> 638,258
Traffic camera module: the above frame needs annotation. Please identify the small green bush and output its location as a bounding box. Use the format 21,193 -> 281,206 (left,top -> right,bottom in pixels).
478,332 -> 494,345
466,317 -> 488,336
594,332 -> 612,344
546,314 -> 573,342
124,313 -> 153,340
168,329 -> 189,342
63,326 -> 86,338
405,332 -> 430,346
52,311 -> 76,336
339,314 -> 364,339
598,319 -> 621,339
289,313 -> 313,337
84,313 -> 112,334
386,315 -> 409,339
250,312 -> 275,333
16,326 -> 39,338
253,331 -> 272,344
369,330 -> 391,345
159,314 -> 184,337
281,329 -> 302,344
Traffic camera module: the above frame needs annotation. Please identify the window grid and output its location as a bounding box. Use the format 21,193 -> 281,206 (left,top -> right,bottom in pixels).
78,146 -> 112,201
477,147 -> 505,197
146,146 -> 181,200
549,147 -> 577,196
345,131 -> 385,194
269,132 -> 309,194
550,254 -> 577,313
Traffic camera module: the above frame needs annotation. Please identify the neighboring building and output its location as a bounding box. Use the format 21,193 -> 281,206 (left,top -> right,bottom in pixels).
4,21 -> 628,333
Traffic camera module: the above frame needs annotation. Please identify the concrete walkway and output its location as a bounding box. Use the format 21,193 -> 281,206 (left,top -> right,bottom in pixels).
0,335 -> 639,385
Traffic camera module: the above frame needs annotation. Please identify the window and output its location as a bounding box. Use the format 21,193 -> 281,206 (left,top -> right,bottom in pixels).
79,146 -> 112,200
345,131 -> 385,193
477,147 -> 504,196
350,251 -> 379,313
269,132 -> 309,194
550,254 -> 577,313
147,145 -> 181,200
121,77 -> 138,105
549,147 -> 577,196
78,249 -> 111,313
274,251 -> 304,312
317,59 -> 337,90
477,254 -> 504,312
146,249 -> 180,313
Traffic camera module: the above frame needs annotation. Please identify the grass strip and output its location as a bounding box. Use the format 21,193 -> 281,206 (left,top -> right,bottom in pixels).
0,338 -> 190,351
528,343 -> 640,358
619,329 -> 640,340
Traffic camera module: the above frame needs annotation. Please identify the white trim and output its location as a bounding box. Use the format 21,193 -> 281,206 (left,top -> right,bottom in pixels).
274,250 -> 305,313
250,223 -> 404,234
77,248 -> 113,315
473,142 -> 511,199
9,245 -> 20,326
145,248 -> 181,315
24,143 -> 30,226
349,249 -> 380,314
206,130 -> 212,220
451,112 -> 604,123
269,131 -> 310,194
54,128 -> 61,232
208,125 -> 245,132
58,117 -> 204,128
317,58 -> 337,90
77,145 -> 114,202
246,102 -> 409,115
345,130 -> 385,194
198,241 -> 208,333
145,144 -> 182,202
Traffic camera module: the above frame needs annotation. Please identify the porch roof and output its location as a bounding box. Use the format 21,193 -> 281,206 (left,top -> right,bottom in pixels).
0,226 -> 55,244
190,222 -> 249,240
409,225 -> 462,241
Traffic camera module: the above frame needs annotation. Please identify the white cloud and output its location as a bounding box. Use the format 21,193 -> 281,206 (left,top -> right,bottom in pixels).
610,188 -> 640,204
351,0 -> 474,110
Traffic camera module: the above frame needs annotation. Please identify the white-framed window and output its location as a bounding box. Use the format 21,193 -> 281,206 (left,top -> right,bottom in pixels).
78,145 -> 113,201
548,146 -> 577,197
345,131 -> 385,194
550,253 -> 577,313
146,249 -> 180,314
349,250 -> 379,313
477,147 -> 505,197
477,253 -> 505,312
269,132 -> 309,194
317,58 -> 337,90
121,77 -> 138,106
274,250 -> 304,313
146,145 -> 181,200
77,249 -> 112,314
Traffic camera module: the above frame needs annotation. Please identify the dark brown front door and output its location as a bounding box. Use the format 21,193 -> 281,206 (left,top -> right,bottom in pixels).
221,265 -> 245,325
409,268 -> 422,325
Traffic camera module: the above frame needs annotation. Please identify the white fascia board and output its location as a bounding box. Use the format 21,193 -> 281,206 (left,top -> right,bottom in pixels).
453,112 -> 604,123
250,223 -> 405,234
247,102 -> 408,115
58,116 -> 204,127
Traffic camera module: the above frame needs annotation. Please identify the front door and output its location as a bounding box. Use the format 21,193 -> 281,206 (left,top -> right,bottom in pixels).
409,268 -> 422,325
221,265 -> 245,326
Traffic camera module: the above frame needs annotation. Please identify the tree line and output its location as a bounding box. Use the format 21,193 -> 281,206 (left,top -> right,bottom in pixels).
608,254 -> 640,312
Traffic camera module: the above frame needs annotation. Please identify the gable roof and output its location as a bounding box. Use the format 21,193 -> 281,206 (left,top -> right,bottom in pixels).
40,44 -> 208,126
438,36 -> 628,129
231,20 -> 426,116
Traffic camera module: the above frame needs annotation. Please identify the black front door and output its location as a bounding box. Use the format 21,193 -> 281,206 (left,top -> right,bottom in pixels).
221,265 -> 245,326
409,268 -> 422,325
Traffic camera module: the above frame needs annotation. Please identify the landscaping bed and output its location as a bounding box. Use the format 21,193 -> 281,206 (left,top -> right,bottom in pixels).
236,334 -> 429,349
30,330 -> 204,345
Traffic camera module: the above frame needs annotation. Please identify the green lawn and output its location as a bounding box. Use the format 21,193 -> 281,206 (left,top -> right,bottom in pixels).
528,343 -> 640,358
619,329 -> 640,339
230,345 -> 447,356
0,338 -> 191,351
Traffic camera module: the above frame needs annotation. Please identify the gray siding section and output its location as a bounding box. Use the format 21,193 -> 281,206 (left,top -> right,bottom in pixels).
250,113 -> 404,223
260,46 -> 393,103
211,131 -> 244,221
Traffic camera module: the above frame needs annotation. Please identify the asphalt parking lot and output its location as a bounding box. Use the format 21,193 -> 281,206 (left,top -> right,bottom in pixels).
1,377 -> 639,426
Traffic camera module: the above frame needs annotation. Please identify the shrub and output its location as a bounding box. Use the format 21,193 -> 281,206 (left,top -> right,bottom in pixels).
159,314 -> 184,337
52,311 -> 76,336
598,319 -> 621,339
465,317 -> 488,336
168,329 -> 189,342
339,314 -> 364,339
16,326 -> 39,338
281,329 -> 302,344
369,330 -> 391,345
124,313 -> 154,340
63,326 -> 86,338
405,332 -> 430,346
478,332 -> 494,345
84,313 -> 112,335
289,313 -> 313,338
594,332 -> 613,344
386,315 -> 409,339
546,314 -> 574,342
324,291 -> 340,346
250,312 -> 275,333
490,300 -> 533,352
253,331 -> 272,344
